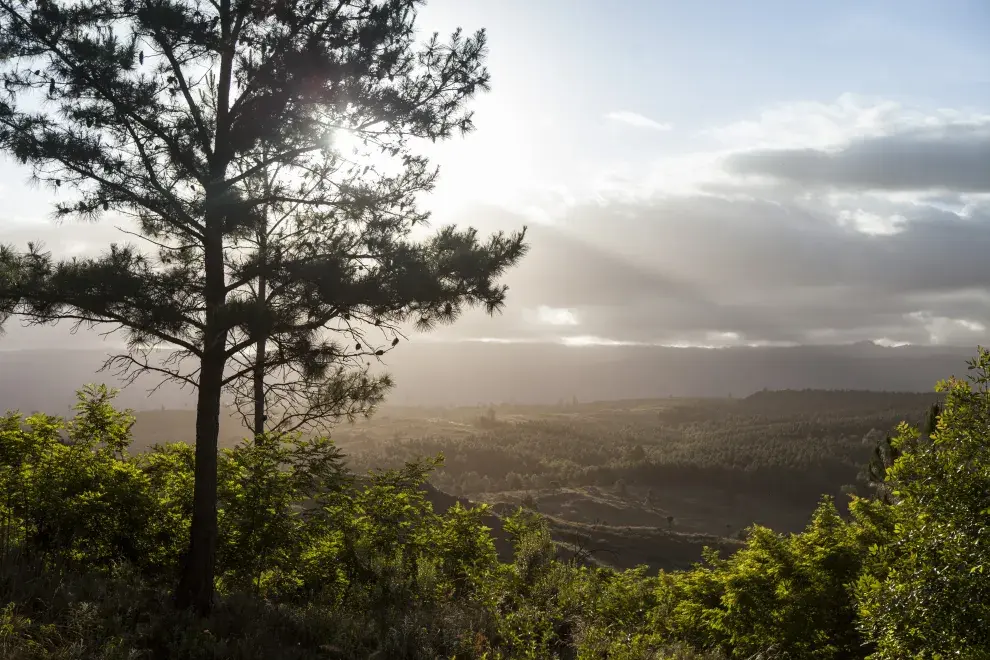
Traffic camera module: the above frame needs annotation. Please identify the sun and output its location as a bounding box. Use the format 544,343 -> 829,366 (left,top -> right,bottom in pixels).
329,126 -> 396,176
329,126 -> 362,159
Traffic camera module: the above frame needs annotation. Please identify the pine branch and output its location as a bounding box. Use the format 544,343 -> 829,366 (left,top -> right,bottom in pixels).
145,32 -> 213,162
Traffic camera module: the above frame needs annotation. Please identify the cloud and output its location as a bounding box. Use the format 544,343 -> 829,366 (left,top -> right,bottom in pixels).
594,96 -> 990,203
702,93 -> 988,150
605,111 -> 672,131
906,312 -> 987,344
427,93 -> 990,349
836,209 -> 907,236
724,124 -> 990,193
532,306 -> 579,326
561,335 -> 642,347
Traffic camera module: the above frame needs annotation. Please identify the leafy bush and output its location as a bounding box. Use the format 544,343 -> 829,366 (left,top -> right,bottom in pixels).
661,499 -> 866,659
855,349 -> 990,658
1,364 -> 989,658
0,384 -> 165,574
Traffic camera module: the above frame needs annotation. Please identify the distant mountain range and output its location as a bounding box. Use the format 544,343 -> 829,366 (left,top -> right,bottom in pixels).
0,341 -> 978,413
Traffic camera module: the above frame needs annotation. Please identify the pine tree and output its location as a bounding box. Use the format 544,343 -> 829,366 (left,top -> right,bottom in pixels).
0,0 -> 527,614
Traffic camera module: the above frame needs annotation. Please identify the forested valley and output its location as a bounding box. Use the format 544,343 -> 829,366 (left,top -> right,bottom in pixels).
2,357 -> 989,658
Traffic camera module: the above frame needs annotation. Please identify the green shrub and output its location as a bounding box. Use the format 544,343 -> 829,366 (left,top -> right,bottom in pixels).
1,365 -> 989,659
0,385 -> 163,574
855,349 -> 990,658
658,499 -> 866,659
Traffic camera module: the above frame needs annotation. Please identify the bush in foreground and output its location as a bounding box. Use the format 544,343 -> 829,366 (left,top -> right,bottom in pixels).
3,350 -> 990,658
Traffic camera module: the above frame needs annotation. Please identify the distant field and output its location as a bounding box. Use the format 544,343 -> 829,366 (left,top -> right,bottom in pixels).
123,390 -> 938,572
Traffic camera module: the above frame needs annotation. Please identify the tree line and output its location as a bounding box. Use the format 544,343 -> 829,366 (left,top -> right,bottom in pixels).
340,392 -> 936,513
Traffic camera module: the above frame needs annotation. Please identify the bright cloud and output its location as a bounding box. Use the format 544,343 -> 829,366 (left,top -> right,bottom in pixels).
706,331 -> 741,343
873,338 -> 912,348
591,96 -> 990,202
560,335 -> 642,347
701,94 -> 988,150
605,111 -> 672,131
907,312 -> 988,345
5,91 -> 989,352
533,306 -> 579,326
837,210 -> 907,236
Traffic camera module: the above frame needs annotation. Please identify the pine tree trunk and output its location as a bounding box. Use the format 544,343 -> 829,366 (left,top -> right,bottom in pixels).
252,230 -> 268,439
249,162 -> 275,441
253,333 -> 267,438
175,225 -> 227,616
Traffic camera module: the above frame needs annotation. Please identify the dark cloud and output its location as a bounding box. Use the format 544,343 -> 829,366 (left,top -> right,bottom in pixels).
428,192 -> 990,347
5,195 -> 990,350
497,224 -> 704,307
724,124 -> 990,192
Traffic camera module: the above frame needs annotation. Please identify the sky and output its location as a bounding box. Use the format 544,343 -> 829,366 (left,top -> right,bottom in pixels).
1,0 -> 989,350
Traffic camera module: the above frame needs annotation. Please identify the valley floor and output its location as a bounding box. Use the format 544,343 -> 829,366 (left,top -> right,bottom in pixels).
128,389 -> 938,572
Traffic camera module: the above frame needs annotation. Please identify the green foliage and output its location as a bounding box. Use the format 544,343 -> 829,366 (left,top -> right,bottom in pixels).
0,385 -> 163,574
659,499 -> 867,659
1,373 -> 988,658
856,348 -> 990,658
